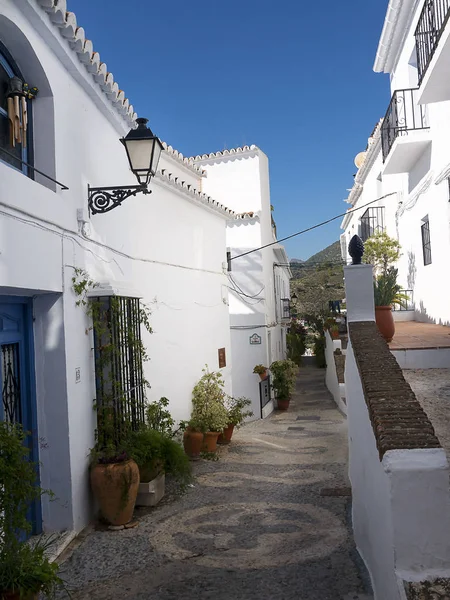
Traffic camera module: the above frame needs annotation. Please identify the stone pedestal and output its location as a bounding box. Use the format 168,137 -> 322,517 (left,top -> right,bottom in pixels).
136,473 -> 165,507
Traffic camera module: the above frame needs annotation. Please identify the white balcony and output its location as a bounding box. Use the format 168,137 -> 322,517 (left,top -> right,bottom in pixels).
415,0 -> 450,104
381,88 -> 431,175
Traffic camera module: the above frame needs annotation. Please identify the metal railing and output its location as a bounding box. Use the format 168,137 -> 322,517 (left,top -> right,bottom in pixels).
415,0 -> 450,84
393,289 -> 414,311
381,88 -> 429,161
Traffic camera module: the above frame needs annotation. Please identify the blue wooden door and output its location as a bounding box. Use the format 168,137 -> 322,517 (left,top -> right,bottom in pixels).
0,297 -> 41,535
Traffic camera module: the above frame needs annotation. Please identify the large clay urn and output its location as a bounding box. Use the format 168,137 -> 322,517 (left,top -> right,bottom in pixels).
375,306 -> 395,342
90,459 -> 140,526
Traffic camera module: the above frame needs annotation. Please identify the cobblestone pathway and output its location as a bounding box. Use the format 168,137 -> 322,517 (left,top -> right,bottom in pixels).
58,367 -> 372,600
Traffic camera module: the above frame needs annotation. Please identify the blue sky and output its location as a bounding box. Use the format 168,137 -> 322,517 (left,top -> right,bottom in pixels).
70,0 -> 390,260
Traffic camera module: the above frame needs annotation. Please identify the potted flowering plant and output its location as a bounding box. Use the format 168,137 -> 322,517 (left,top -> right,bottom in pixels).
184,366 -> 229,457
218,396 -> 253,444
253,364 -> 268,380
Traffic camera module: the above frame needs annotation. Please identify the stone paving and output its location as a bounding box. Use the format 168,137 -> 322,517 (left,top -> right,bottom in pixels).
57,367 -> 372,600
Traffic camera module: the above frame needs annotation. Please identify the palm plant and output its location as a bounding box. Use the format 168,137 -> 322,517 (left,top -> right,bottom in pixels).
373,268 -> 408,308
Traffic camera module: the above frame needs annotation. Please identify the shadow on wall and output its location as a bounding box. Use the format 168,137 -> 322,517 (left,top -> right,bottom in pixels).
415,300 -> 450,327
407,251 -> 417,291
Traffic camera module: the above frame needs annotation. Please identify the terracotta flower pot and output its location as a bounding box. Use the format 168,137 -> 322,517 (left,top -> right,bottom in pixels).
183,428 -> 203,460
202,431 -> 220,452
331,330 -> 339,340
90,459 -> 140,526
258,372 -> 267,381
375,306 -> 395,342
218,423 -> 235,445
277,398 -> 290,411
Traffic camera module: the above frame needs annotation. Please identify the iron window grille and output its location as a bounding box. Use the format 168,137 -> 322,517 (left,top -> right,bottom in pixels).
281,298 -> 290,320
415,0 -> 450,85
421,219 -> 432,266
381,88 -> 429,161
1,343 -> 21,423
91,296 -> 146,449
360,207 -> 385,242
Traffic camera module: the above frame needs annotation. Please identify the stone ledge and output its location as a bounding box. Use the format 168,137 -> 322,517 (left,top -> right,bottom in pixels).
349,322 -> 441,459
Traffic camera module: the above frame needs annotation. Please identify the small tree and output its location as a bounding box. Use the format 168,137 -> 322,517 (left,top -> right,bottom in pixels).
364,232 -> 401,276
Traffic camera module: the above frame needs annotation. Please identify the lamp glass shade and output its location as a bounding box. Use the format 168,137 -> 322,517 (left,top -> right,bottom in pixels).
121,118 -> 163,185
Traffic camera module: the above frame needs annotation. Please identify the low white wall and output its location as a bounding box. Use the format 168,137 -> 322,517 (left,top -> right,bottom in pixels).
392,348 -> 450,369
345,340 -> 398,600
324,331 -> 347,415
393,311 -> 415,322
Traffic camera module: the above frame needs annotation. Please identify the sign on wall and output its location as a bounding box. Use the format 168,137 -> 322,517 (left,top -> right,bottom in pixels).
249,334 -> 262,345
218,348 -> 226,368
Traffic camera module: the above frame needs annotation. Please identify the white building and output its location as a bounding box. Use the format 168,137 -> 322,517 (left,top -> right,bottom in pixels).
194,146 -> 292,419
342,0 -> 450,326
0,0 -> 234,536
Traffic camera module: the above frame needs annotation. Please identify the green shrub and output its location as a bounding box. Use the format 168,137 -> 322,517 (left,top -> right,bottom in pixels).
0,422 -> 64,598
313,335 -> 326,368
270,359 -> 299,400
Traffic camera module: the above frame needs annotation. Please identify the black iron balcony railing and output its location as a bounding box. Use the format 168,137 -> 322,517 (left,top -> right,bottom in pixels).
415,0 -> 450,85
360,207 -> 385,242
381,88 -> 429,161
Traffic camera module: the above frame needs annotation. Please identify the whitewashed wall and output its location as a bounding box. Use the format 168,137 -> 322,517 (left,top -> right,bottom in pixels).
197,149 -> 290,419
0,0 -> 232,533
345,262 -> 450,598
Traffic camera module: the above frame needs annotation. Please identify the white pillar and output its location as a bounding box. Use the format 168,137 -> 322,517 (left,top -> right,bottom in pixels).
344,264 -> 375,323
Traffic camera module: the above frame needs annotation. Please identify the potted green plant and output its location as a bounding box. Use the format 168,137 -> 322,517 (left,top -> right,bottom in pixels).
184,366 -> 229,456
270,359 -> 299,410
253,364 -> 268,380
329,323 -> 339,340
218,396 -> 253,444
373,267 -> 408,342
364,232 -> 405,342
0,422 -> 65,599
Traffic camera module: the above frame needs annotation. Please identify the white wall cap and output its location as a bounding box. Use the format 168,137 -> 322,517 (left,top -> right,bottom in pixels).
382,448 -> 449,473
86,281 -> 142,299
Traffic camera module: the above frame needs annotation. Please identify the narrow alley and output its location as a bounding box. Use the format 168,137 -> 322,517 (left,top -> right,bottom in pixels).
58,368 -> 371,600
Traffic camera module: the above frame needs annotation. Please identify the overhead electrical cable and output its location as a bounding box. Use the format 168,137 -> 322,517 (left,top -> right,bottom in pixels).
230,192 -> 396,262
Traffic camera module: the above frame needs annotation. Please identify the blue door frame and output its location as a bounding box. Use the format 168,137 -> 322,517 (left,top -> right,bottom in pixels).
0,296 -> 41,535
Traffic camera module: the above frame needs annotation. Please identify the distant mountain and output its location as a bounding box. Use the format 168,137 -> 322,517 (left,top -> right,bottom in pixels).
290,258 -> 304,264
304,241 -> 341,265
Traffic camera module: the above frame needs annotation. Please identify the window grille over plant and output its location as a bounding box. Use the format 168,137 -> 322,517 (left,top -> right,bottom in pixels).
91,295 -> 150,451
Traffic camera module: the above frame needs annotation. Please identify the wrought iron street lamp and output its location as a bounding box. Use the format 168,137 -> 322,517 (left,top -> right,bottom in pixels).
88,118 -> 163,215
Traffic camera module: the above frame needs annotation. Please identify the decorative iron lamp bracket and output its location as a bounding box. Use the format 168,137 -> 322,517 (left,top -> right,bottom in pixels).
88,184 -> 151,216
87,117 -> 163,216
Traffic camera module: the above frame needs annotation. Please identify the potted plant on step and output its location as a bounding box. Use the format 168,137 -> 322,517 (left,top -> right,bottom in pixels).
329,324 -> 339,340
253,364 -> 268,381
184,366 -> 229,456
270,359 -> 299,410
364,232 -> 405,342
0,422 -> 65,599
218,396 -> 253,444
373,267 -> 408,342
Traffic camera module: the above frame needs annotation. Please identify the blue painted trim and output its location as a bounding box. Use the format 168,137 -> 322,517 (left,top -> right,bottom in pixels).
0,296 -> 42,534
